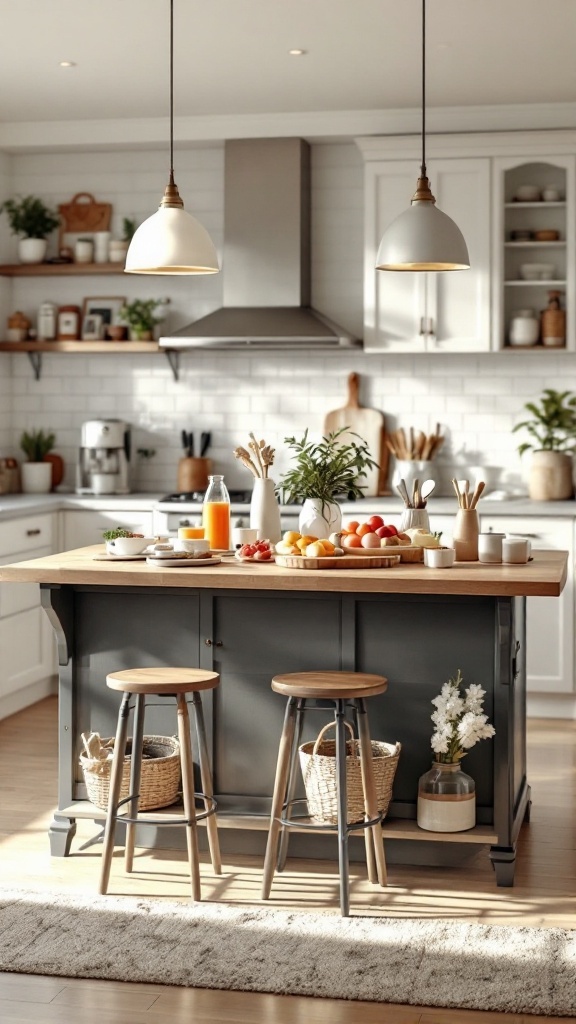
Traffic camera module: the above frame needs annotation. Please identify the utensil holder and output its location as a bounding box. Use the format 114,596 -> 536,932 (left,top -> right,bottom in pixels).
453,509 -> 479,561
177,457 -> 212,493
399,508 -> 430,533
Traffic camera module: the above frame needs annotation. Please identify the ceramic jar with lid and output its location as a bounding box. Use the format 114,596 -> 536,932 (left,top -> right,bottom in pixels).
509,309 -> 539,347
37,301 -> 57,340
541,291 -> 566,348
6,310 -> 31,342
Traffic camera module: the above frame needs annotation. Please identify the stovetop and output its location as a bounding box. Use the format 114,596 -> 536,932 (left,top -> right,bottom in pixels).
158,490 -> 251,505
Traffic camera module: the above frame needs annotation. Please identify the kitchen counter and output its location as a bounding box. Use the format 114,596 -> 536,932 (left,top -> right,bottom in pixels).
1,544 -> 566,887
0,492 -> 162,522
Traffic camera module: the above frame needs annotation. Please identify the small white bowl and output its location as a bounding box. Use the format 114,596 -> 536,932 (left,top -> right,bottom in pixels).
106,536 -> 153,556
515,185 -> 541,202
424,547 -> 455,569
520,262 -> 555,281
174,538 -> 210,555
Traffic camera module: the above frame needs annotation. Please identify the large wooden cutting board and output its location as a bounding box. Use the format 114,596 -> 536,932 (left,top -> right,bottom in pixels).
323,372 -> 384,496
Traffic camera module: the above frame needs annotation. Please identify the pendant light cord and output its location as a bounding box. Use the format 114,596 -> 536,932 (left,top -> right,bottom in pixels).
421,0 -> 426,178
169,0 -> 174,181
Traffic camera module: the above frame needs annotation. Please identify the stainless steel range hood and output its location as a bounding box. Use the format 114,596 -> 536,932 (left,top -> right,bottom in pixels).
160,138 -> 359,350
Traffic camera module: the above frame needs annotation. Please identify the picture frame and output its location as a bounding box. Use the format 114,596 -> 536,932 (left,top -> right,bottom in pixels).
82,296 -> 125,340
81,313 -> 104,341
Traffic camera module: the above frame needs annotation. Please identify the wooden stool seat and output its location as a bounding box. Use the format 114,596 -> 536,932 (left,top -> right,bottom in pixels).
99,666 -> 221,902
106,667 -> 219,695
262,670 -> 389,917
271,671 -> 388,700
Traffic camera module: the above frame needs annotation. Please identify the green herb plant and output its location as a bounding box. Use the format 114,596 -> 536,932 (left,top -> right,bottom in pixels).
122,217 -> 138,242
119,298 -> 167,338
280,428 -> 378,516
20,428 -> 55,462
513,388 -> 576,455
102,527 -> 133,541
0,196 -> 60,239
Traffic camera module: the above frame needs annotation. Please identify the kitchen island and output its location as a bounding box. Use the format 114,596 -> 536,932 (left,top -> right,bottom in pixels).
0,547 -> 567,886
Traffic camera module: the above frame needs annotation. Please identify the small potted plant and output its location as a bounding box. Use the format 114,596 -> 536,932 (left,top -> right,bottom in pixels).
20,428 -> 56,493
0,195 -> 60,264
513,388 -> 576,500
280,427 -> 378,536
119,298 -> 167,340
109,217 -> 138,263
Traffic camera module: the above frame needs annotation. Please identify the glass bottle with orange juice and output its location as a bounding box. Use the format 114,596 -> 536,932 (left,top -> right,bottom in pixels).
202,475 -> 230,550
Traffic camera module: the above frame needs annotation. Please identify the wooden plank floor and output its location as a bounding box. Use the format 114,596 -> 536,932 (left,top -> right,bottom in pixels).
1,696 -> 575,1023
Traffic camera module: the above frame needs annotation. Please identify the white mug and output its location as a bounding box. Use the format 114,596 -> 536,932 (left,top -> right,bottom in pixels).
502,536 -> 531,564
478,532 -> 505,563
231,527 -> 259,550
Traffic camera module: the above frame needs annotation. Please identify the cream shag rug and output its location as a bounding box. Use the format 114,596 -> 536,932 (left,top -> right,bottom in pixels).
1,887 -> 575,1017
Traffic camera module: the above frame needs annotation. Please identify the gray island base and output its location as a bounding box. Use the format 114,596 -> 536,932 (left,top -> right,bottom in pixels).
1,547 -> 567,888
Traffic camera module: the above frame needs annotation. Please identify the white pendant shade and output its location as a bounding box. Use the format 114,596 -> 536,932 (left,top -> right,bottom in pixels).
124,205 -> 220,275
376,199 -> 470,272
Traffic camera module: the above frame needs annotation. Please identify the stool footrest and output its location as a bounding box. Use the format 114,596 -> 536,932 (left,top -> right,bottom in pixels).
279,798 -> 382,834
115,792 -> 217,826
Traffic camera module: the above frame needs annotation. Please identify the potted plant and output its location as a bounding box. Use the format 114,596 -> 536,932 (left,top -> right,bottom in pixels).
20,428 -> 56,493
513,388 -> 576,500
280,428 -> 378,536
119,298 -> 167,341
109,217 -> 138,263
0,195 -> 60,264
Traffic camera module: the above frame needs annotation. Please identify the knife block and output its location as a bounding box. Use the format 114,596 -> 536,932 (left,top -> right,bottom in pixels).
177,457 -> 212,493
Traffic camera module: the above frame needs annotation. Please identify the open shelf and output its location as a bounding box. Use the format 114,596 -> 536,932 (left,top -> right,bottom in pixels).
0,340 -> 159,353
0,261 -> 124,276
504,279 -> 566,287
504,201 -> 565,209
504,241 -> 566,248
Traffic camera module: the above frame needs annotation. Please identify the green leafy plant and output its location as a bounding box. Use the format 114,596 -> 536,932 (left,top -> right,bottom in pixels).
119,298 -> 167,337
20,428 -> 56,462
280,428 -> 378,513
0,195 -> 60,239
122,217 -> 137,242
513,388 -> 576,455
102,527 -> 134,541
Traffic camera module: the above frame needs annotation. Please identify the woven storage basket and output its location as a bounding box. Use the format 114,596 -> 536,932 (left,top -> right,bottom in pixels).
299,721 -> 401,825
80,735 -> 180,811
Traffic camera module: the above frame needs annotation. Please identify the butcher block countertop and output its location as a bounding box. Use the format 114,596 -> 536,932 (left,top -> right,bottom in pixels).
0,546 -> 567,597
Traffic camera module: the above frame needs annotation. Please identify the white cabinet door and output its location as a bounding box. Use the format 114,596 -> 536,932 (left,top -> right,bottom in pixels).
481,515 -> 573,694
62,509 -> 153,550
363,157 -> 491,353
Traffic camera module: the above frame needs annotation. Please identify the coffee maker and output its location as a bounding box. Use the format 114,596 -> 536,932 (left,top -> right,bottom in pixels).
77,419 -> 131,494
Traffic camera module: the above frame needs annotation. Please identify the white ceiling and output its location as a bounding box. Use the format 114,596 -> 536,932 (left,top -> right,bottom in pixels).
0,0 -> 575,126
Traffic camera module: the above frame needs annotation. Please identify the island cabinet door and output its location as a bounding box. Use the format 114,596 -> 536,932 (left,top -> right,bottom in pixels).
205,591 -> 343,813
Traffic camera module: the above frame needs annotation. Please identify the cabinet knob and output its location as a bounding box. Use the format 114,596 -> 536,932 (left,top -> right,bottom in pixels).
204,638 -> 223,647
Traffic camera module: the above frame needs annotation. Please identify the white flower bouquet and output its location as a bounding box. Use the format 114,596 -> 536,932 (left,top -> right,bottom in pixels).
430,668 -> 495,764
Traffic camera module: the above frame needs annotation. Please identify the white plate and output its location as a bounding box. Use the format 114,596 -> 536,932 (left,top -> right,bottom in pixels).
94,553 -> 148,561
146,555 -> 222,568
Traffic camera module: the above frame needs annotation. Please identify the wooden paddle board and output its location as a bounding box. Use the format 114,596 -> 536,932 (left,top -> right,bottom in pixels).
323,372 -> 384,496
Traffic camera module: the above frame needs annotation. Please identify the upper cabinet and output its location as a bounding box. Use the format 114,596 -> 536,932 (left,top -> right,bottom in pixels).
492,155 -> 575,351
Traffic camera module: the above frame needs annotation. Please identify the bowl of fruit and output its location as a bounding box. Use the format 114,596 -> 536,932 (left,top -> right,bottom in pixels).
338,516 -> 442,562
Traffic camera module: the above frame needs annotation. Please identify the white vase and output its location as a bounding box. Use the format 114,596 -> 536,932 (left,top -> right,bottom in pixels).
21,462 -> 52,494
528,450 -> 574,501
249,478 -> 282,542
417,761 -> 476,833
18,238 -> 47,264
298,498 -> 342,538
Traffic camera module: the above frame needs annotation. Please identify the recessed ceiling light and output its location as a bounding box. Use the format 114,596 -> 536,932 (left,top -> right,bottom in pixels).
288,49 -> 307,57
59,61 -> 76,68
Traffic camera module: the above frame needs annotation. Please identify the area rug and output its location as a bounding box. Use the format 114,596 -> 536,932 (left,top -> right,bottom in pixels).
1,887 -> 576,1017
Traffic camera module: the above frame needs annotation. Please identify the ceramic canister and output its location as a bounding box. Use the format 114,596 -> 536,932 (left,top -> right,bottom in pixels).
478,532 -> 505,564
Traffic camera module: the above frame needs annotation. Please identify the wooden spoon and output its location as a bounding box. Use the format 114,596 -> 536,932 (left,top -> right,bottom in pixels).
470,480 -> 486,509
396,479 -> 411,508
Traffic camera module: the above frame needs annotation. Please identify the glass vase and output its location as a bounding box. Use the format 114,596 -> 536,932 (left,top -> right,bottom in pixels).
417,761 -> 476,833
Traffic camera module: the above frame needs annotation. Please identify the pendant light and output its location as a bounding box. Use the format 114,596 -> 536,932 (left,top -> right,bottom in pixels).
376,0 -> 469,272
125,0 -> 220,275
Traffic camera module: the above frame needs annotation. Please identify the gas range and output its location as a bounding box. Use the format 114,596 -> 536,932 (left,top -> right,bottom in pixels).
157,490 -> 251,507
152,489 -> 299,535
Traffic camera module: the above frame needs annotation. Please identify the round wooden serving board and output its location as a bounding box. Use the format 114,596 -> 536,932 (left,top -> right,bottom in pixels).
275,553 -> 401,570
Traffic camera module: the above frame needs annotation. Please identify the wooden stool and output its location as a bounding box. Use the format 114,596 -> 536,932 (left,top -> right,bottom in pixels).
99,667 -> 221,900
261,671 -> 388,917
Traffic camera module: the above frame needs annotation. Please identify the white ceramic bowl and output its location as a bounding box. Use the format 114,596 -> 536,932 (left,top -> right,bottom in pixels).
520,263 -> 555,281
515,185 -> 541,202
424,547 -> 455,569
174,538 -> 210,555
106,536 -> 153,556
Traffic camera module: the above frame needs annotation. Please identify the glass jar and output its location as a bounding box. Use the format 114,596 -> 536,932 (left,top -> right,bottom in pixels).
417,761 -> 475,832
202,475 -> 230,551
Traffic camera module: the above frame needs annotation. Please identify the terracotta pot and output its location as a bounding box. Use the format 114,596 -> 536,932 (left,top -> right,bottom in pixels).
528,450 -> 574,501
43,453 -> 64,490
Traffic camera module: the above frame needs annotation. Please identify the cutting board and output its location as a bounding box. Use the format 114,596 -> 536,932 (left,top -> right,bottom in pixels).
323,372 -> 384,496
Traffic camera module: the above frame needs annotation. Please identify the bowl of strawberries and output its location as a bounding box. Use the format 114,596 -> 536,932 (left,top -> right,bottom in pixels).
235,539 -> 274,562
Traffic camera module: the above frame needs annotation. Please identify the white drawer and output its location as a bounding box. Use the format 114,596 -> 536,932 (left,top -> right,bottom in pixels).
0,545 -> 52,617
0,515 -> 53,558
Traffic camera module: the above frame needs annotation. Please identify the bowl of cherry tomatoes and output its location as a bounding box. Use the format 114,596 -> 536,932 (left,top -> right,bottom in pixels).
235,539 -> 274,562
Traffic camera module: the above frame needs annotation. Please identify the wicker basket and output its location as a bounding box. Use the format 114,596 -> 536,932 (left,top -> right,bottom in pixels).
80,734 -> 181,811
299,721 -> 401,825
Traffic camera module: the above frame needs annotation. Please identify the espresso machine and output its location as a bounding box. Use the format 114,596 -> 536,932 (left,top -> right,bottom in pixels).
76,419 -> 131,494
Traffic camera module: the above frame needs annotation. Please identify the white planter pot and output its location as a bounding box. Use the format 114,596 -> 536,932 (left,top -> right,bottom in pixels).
298,499 -> 342,538
528,450 -> 574,501
249,478 -> 282,543
21,462 -> 52,494
18,238 -> 48,264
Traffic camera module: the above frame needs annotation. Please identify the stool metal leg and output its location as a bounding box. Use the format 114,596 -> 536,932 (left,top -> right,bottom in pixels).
99,691 -> 131,895
125,692 -> 145,873
276,698 -> 305,873
191,691 -> 222,875
261,696 -> 298,900
356,698 -> 387,887
335,699 -> 351,917
177,693 -> 201,901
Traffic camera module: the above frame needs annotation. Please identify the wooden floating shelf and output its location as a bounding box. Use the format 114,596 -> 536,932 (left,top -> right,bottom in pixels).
0,261 -> 125,276
0,340 -> 160,353
503,344 -> 568,351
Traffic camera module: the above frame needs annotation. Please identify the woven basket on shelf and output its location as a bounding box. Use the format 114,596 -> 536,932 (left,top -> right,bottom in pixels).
299,721 -> 401,825
79,734 -> 181,811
